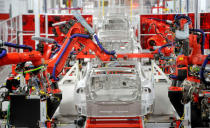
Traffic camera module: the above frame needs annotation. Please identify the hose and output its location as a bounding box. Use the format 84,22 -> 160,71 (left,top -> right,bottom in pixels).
70,51 -> 77,55
158,43 -> 175,60
52,34 -> 90,81
200,54 -> 210,86
50,35 -> 115,60
169,74 -> 178,79
4,42 -> 33,51
93,34 -> 116,55
158,43 -> 173,55
50,48 -> 60,58
50,44 -> 61,58
0,48 -> 7,58
56,43 -> 61,48
50,45 -> 74,59
174,15 -> 192,24
190,29 -> 205,55
72,9 -> 115,55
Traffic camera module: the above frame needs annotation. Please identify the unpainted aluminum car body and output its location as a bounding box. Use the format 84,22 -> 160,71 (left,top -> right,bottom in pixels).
74,61 -> 155,117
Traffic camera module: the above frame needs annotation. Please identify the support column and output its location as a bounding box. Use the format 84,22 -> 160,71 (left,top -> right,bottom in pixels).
179,0 -> 182,13
194,0 -> 200,29
44,0 -> 48,38
186,0 -> 189,13
34,0 -> 40,49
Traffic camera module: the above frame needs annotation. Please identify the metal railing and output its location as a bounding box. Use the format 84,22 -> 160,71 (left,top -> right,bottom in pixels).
0,15 -> 22,52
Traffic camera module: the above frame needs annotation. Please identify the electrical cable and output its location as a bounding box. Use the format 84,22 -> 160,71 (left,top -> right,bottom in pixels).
50,46 -> 76,59
52,33 -> 116,80
52,34 -> 90,81
54,42 -> 61,48
200,54 -> 210,86
50,48 -> 61,58
158,43 -> 173,55
158,43 -> 176,60
190,29 -> 205,55
49,42 -> 61,58
174,15 -> 192,25
16,66 -> 45,74
4,42 -> 33,51
93,34 -> 116,55
178,112 -> 185,128
179,121 -> 183,128
71,9 -> 115,55
0,48 -> 7,59
169,74 -> 178,79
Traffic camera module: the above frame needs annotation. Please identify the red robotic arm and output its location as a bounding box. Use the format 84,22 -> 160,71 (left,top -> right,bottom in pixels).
47,22 -> 112,77
141,17 -> 173,49
0,51 -> 42,66
0,22 -> 113,79
0,19 -> 155,80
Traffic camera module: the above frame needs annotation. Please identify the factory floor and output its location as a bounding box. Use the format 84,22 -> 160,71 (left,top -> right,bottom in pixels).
1,114 -> 173,128
0,120 -> 76,128
0,114 -> 172,126
0,66 -> 174,128
55,114 -> 174,128
57,124 -> 76,128
53,81 -> 174,128
55,115 -> 77,128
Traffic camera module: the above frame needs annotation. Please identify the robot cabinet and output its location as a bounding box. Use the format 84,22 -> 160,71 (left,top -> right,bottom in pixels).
9,94 -> 62,127
9,94 -> 47,127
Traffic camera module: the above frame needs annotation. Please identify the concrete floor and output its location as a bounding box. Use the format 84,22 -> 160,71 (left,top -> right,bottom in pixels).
0,120 -> 76,128
153,82 -> 173,115
57,124 -> 76,128
0,65 -> 174,128
0,65 -> 11,83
